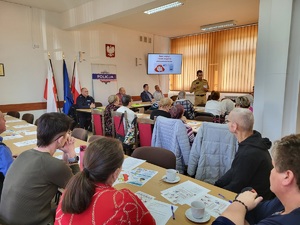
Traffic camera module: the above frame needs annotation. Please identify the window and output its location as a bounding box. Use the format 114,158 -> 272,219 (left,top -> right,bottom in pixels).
170,24 -> 258,93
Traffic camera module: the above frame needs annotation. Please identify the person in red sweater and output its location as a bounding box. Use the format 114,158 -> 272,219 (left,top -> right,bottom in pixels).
55,137 -> 155,225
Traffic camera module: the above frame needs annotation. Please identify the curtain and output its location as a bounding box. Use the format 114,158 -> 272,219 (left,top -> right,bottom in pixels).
170,24 -> 258,93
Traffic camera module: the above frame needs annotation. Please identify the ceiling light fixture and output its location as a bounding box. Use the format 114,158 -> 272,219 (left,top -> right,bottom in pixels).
201,20 -> 237,31
144,1 -> 184,15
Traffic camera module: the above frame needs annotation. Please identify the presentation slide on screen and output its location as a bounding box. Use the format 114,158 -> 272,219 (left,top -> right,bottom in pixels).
148,54 -> 182,74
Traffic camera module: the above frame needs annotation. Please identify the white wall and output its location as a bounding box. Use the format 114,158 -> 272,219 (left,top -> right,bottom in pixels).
0,1 -> 170,118
254,0 -> 300,142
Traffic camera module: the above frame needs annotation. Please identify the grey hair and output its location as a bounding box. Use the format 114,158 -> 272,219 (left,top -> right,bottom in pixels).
108,95 -> 118,104
177,91 -> 186,99
230,108 -> 254,131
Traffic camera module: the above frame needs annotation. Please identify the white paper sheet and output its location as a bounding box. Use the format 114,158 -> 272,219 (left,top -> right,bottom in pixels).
187,193 -> 231,218
2,134 -> 23,140
24,131 -> 37,135
161,180 -> 210,205
135,191 -> 178,225
146,200 -> 178,225
13,124 -> 35,128
14,139 -> 37,147
122,157 -> 146,171
5,119 -> 22,123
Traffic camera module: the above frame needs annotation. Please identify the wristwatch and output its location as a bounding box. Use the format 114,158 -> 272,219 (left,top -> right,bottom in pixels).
68,155 -> 79,164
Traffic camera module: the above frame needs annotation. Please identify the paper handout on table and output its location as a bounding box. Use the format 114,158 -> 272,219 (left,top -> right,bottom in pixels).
135,191 -> 156,204
135,191 -> 178,225
161,180 -> 210,205
187,193 -> 231,218
13,124 -> 35,129
114,167 -> 157,186
14,139 -> 37,147
122,157 -> 146,171
5,119 -> 22,123
2,134 -> 23,140
24,131 -> 37,135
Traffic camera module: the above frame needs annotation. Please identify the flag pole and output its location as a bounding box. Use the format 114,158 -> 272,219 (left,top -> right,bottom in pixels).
71,56 -> 76,100
48,52 -> 61,113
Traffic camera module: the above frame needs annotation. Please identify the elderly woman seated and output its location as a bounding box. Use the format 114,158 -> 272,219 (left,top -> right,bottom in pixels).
55,138 -> 155,225
104,95 -> 120,136
235,96 -> 253,111
205,91 -> 225,116
150,97 -> 173,120
169,104 -> 195,146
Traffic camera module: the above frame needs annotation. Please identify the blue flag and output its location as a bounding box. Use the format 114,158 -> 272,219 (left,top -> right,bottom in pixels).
62,59 -> 73,114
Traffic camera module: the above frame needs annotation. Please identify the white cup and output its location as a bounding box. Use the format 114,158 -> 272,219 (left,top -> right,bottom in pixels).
166,169 -> 178,181
191,201 -> 205,219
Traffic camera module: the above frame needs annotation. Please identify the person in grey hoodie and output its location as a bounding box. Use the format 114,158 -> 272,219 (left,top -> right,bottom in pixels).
215,108 -> 274,200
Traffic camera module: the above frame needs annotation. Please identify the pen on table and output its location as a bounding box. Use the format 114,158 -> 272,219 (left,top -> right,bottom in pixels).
218,193 -> 233,203
171,205 -> 175,220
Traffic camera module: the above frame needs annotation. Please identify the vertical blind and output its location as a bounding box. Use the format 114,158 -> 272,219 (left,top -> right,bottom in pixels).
170,24 -> 258,93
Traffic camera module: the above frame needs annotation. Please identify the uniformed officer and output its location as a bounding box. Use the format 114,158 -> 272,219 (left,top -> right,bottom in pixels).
189,70 -> 209,106
76,87 -> 95,130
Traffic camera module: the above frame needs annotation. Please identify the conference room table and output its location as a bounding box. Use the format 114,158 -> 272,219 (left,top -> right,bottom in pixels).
2,115 -> 235,225
76,102 -> 152,113
2,115 -> 87,155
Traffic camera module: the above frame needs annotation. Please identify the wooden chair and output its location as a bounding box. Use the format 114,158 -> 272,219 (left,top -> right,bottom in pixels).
22,113 -> 34,124
88,135 -> 105,143
91,109 -> 105,135
71,128 -> 88,141
137,117 -> 155,147
131,147 -> 176,169
7,111 -> 20,119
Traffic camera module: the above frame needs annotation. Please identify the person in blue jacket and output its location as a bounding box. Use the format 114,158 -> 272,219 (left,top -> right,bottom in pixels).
0,111 -> 14,176
213,134 -> 300,225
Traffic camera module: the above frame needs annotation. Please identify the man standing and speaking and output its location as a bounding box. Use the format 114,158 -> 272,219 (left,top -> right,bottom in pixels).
190,70 -> 209,106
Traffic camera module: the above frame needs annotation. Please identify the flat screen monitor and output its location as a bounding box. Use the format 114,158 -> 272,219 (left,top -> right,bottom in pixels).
147,53 -> 182,75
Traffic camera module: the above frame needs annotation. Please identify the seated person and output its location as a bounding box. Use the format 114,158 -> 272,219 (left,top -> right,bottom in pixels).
0,111 -> 14,176
55,138 -> 155,225
140,84 -> 154,102
0,111 -> 14,201
170,104 -> 195,146
221,98 -> 235,115
174,91 -> 195,120
104,95 -> 120,136
236,96 -> 253,112
205,91 -> 225,116
116,95 -> 136,125
116,87 -> 126,105
0,112 -> 80,225
212,134 -> 300,225
76,87 -> 95,129
150,97 -> 172,120
153,85 -> 164,101
215,108 -> 274,200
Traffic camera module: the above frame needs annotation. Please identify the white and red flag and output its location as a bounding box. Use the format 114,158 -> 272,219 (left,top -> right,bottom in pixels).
71,61 -> 81,104
44,59 -> 58,112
